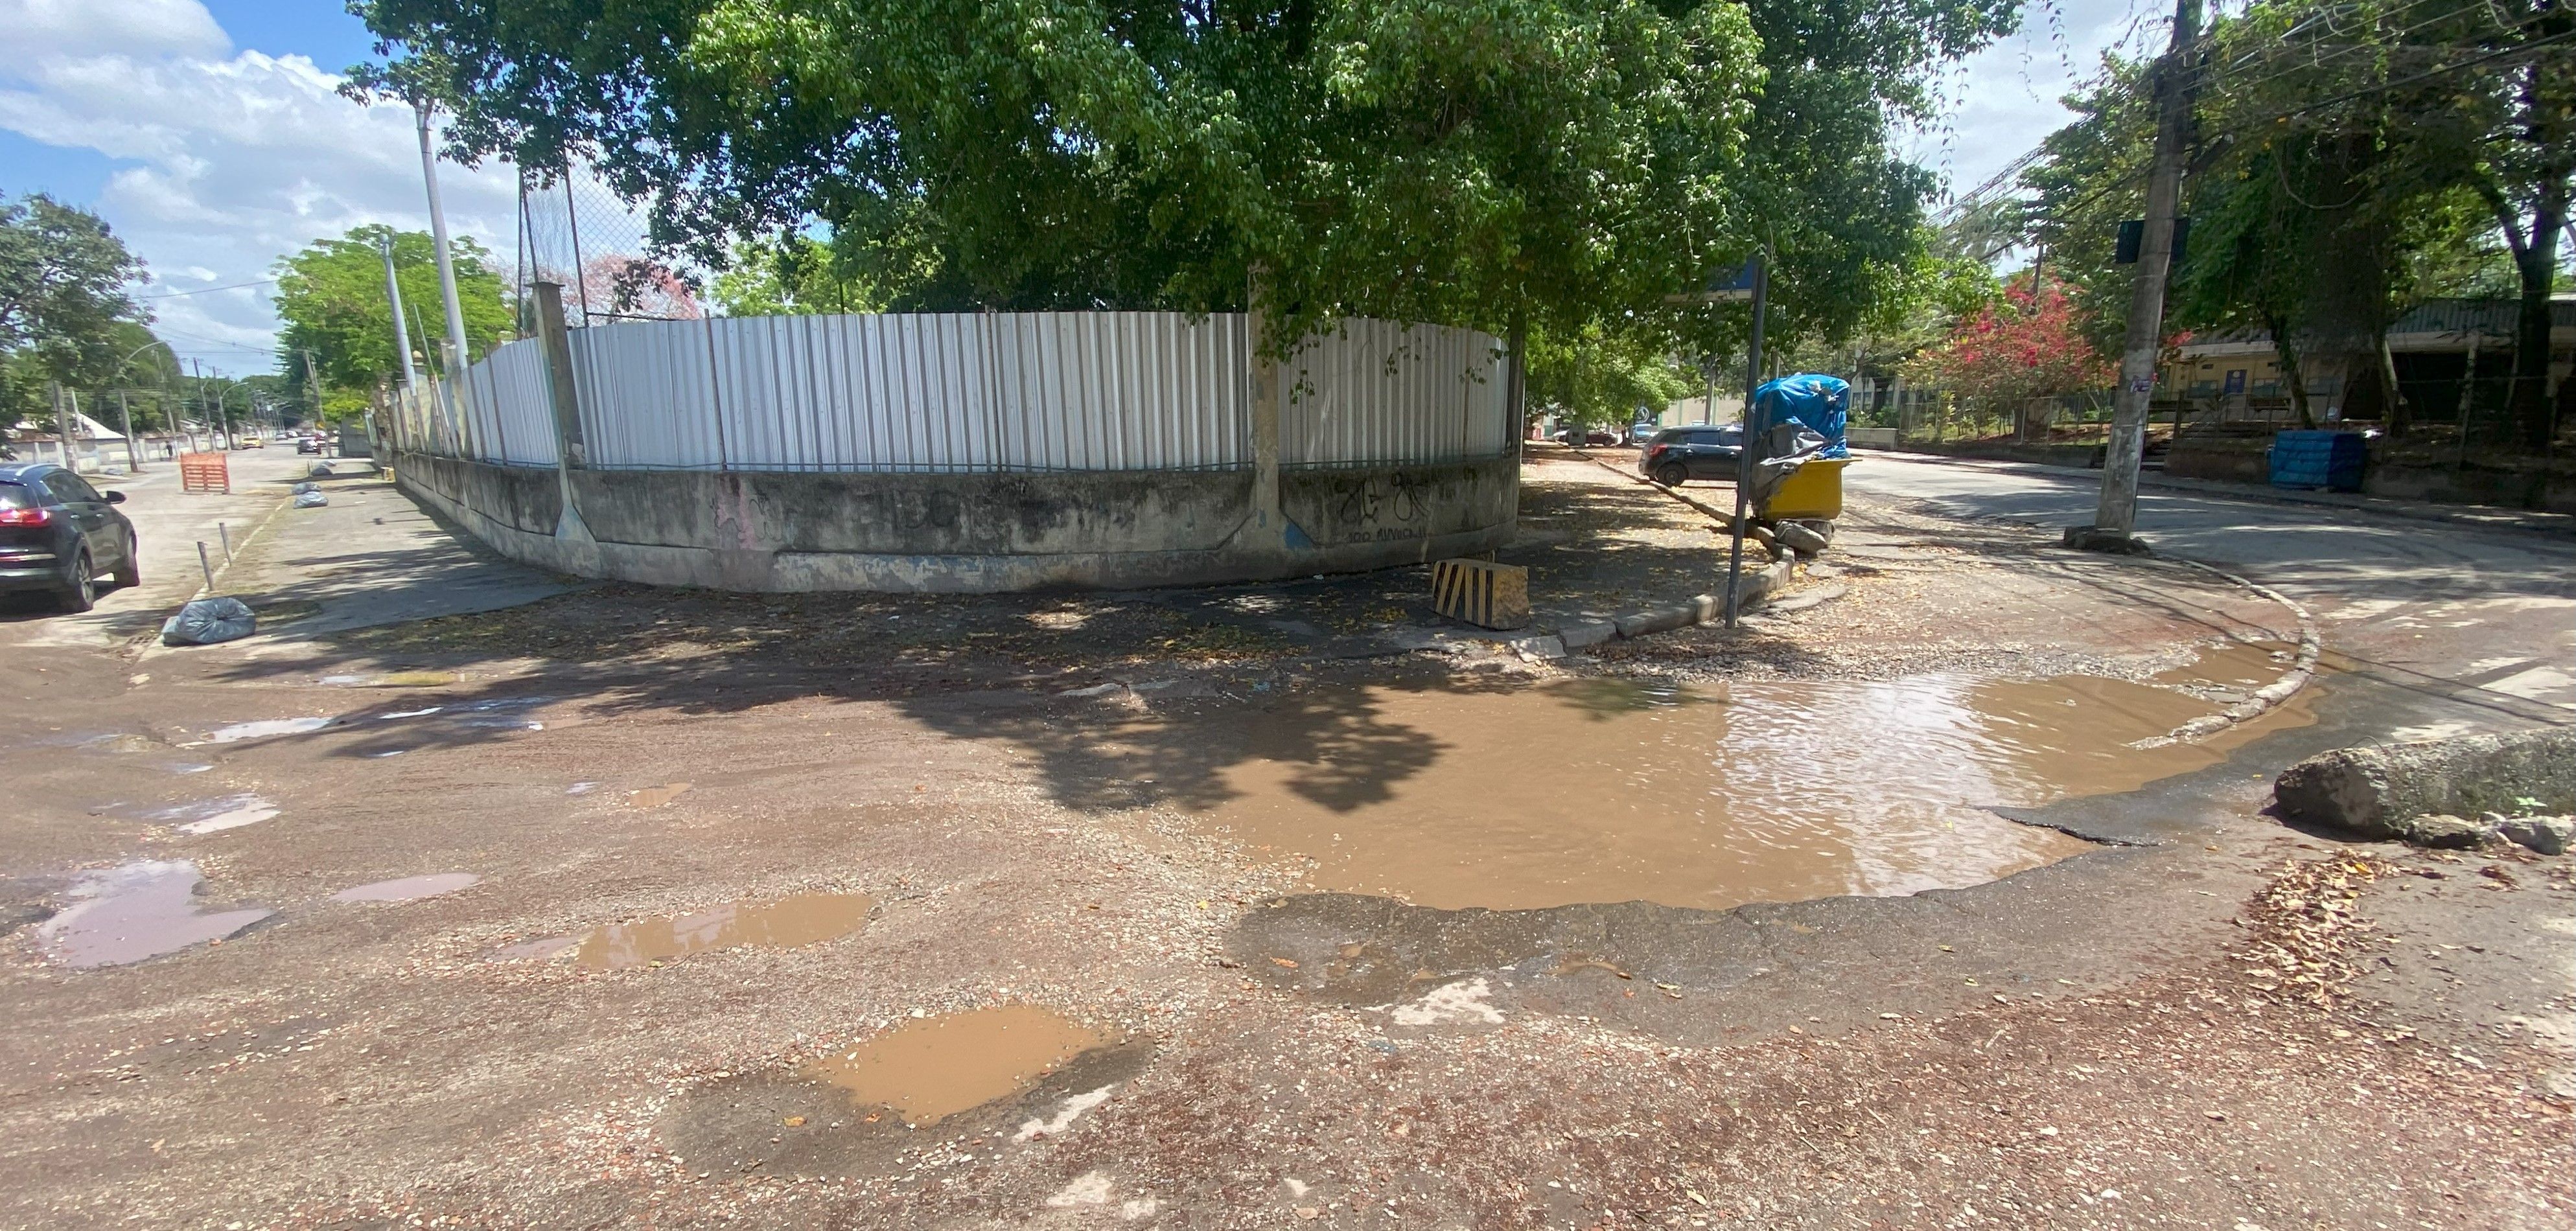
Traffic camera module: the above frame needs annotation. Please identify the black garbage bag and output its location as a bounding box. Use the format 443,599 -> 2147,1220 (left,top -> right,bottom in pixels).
161,597 -> 257,647
293,489 -> 329,508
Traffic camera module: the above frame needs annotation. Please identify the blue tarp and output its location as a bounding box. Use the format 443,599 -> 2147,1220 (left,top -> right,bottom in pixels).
2270,430 -> 2365,492
1753,374 -> 1850,459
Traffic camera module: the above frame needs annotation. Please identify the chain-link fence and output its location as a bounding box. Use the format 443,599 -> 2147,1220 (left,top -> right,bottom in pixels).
515,164 -> 704,331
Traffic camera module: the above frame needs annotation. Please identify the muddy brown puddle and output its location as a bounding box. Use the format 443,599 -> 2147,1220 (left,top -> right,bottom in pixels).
545,892 -> 877,968
1098,662 -> 2314,912
807,1005 -> 1110,1127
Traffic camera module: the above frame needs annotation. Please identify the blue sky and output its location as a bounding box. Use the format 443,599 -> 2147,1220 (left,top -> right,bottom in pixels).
1,0 -> 2152,375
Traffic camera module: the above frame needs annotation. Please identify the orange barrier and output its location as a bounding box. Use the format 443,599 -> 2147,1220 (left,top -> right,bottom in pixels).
178,452 -> 230,494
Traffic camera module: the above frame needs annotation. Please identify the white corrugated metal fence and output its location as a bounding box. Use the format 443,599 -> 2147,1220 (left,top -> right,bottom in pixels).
395,311 -> 1504,472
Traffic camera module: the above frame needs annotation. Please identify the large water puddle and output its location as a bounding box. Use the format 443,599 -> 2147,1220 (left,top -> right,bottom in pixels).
331,873 -> 480,903
1119,667 -> 2311,912
555,892 -> 876,969
807,1006 -> 1110,1127
31,861 -> 274,968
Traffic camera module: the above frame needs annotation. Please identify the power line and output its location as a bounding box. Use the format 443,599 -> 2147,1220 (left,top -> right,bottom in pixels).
134,278 -> 275,300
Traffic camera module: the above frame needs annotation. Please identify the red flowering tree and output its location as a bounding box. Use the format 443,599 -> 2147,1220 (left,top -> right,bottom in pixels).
1903,275 -> 2111,406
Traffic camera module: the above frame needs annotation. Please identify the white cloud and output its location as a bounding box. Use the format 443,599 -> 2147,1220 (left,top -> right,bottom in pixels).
0,0 -> 227,60
1913,0 -> 2168,201
0,0 -> 529,374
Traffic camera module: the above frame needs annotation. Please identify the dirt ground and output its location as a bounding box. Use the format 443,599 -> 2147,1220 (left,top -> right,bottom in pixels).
0,454 -> 2567,1229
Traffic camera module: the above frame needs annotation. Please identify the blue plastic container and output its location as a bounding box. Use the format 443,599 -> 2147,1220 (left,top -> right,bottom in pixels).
2269,430 -> 2365,492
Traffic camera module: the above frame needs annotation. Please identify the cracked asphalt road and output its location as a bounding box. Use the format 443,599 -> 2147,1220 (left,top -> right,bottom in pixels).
0,453 -> 2567,1228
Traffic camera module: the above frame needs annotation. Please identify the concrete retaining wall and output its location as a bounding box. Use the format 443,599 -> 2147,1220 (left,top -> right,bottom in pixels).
393,451 -> 1516,593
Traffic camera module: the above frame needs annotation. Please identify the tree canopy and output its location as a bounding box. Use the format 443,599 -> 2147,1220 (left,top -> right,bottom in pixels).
271,225 -> 513,419
353,0 -> 2017,360
0,192 -> 152,424
2021,0 -> 2570,441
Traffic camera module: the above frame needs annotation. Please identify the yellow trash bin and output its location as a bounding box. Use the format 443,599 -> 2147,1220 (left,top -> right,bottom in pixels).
1759,456 -> 1850,520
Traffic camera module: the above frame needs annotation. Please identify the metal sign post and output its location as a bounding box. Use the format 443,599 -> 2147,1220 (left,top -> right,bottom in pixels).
1719,257 -> 1770,628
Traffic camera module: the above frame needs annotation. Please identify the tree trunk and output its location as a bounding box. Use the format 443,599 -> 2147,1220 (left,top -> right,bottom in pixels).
2378,332 -> 2410,438
2505,201 -> 2565,450
2267,313 -> 2315,429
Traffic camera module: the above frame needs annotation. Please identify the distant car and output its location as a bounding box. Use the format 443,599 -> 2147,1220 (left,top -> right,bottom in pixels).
296,437 -> 323,454
1552,427 -> 1621,447
1639,425 -> 1745,487
0,462 -> 139,612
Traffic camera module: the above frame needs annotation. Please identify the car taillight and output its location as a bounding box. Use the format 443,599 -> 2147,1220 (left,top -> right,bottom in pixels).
1645,444 -> 1666,459
0,507 -> 51,526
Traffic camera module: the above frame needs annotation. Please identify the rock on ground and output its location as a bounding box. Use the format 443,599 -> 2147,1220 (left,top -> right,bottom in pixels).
2273,727 -> 2576,840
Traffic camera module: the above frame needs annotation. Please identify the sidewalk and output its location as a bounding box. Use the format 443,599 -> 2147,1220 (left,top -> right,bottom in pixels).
1854,444 -> 2576,536
178,471 -> 572,643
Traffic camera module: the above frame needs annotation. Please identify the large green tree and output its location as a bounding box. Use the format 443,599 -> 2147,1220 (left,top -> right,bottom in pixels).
271,225 -> 513,417
2027,0 -> 2570,443
0,192 -> 152,427
353,0 -> 2015,360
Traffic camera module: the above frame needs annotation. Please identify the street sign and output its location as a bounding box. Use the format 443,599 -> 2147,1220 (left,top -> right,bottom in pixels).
1665,260 -> 1761,305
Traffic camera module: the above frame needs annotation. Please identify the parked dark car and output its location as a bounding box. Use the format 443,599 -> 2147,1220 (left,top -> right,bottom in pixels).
0,463 -> 139,612
1551,426 -> 1621,447
1638,425 -> 1744,486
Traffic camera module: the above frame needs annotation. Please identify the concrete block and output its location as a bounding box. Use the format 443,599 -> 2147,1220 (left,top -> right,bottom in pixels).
1614,607 -> 1691,638
2273,727 -> 2576,840
1559,620 -> 1617,650
1429,557 -> 1531,630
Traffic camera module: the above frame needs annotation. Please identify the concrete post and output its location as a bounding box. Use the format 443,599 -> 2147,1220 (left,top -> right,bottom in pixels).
531,281 -> 595,546
1246,280 -> 1285,547
2082,0 -> 2201,553
533,282 -> 585,466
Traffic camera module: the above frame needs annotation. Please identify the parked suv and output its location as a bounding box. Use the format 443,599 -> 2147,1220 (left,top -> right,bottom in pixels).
0,463 -> 139,612
1638,425 -> 1744,487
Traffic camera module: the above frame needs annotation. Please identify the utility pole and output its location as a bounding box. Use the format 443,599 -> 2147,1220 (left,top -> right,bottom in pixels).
382,233 -> 421,394
117,390 -> 140,472
416,102 -> 474,374
302,346 -> 328,430
2075,0 -> 2202,553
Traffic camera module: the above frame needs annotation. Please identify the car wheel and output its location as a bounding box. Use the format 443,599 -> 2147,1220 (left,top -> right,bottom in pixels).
1654,463 -> 1689,487
58,551 -> 95,614
111,533 -> 141,589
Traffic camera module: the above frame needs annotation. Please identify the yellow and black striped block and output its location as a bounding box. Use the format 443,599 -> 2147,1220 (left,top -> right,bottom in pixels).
1430,557 -> 1531,630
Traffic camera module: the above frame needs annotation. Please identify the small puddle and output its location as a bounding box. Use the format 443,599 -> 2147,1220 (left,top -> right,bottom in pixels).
1117,665 -> 2314,912
156,793 -> 279,835
205,717 -> 333,744
629,783 -> 692,809
572,892 -> 876,969
331,873 -> 481,903
807,1006 -> 1109,1127
32,861 -> 274,968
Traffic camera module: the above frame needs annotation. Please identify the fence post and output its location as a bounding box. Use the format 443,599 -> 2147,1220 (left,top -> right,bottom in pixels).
533,282 -> 586,466
704,312 -> 730,472
532,281 -> 596,544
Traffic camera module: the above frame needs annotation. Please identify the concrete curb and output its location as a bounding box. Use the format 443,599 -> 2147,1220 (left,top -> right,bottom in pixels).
2128,560 -> 2323,750
1561,446 -> 2325,736
1502,554 -> 1800,661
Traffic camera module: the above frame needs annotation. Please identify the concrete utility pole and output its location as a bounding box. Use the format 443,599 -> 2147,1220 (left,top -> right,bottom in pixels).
415,103 -> 474,374
2077,0 -> 2202,553
382,233 -> 420,394
117,391 -> 139,472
